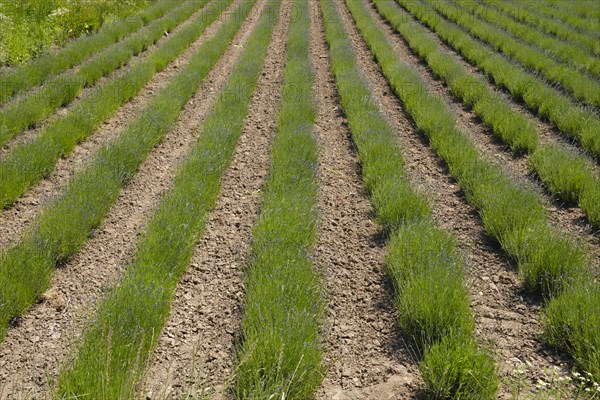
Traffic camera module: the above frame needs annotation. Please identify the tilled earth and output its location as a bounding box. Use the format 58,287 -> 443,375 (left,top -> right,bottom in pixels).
0,0 -> 598,399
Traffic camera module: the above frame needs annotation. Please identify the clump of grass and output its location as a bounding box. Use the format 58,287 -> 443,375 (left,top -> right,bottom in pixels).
387,222 -> 474,351
529,144 -> 599,209
57,0 -> 270,396
322,1 -> 498,397
421,335 -> 498,400
235,1 -> 324,397
544,283 -> 600,382
580,183 -> 600,228
0,0 -> 240,341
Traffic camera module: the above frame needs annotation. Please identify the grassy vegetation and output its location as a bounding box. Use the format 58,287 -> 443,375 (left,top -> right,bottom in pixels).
424,0 -> 600,108
544,283 -> 600,382
395,0 -> 600,159
480,0 -> 599,56
529,145 -> 600,227
234,1 -> 323,397
546,0 -> 600,20
0,0 -> 154,66
345,0 -> 599,381
0,0 -> 205,149
452,0 -> 600,77
534,0 -> 600,34
0,0 -> 183,106
322,0 -> 498,397
0,0 -> 222,209
0,0 -> 239,343
56,2 -> 281,396
372,0 -> 600,227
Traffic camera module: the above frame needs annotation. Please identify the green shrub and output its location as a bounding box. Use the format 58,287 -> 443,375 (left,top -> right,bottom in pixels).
387,222 -> 474,352
421,335 -> 499,400
544,283 -> 600,382
529,144 -> 596,204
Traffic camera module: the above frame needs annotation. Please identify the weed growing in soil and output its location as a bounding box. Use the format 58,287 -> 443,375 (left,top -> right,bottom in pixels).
506,364 -> 600,399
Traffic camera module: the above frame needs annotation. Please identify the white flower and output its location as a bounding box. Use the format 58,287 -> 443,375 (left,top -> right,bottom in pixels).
536,379 -> 548,388
49,7 -> 69,18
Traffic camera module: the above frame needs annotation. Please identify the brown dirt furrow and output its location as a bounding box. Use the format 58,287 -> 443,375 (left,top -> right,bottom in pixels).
361,0 -> 600,267
0,0 -> 261,396
142,1 -> 289,398
334,0 -> 570,396
311,1 -> 423,399
0,0 -> 214,158
0,0 -> 241,251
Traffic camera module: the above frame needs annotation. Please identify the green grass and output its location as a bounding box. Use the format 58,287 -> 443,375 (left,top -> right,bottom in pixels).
0,0 -> 240,343
480,0 -> 599,56
0,0 -> 225,210
529,144 -> 598,205
546,0 -> 600,20
234,1 -> 323,397
453,0 -> 600,77
395,0 -> 600,160
321,1 -> 498,397
0,0 -> 205,149
424,0 -> 600,108
0,0 -> 153,66
56,2 -> 281,396
0,0 -> 183,105
534,0 -> 600,34
345,0 -> 598,381
372,0 -> 600,227
544,282 -> 600,382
